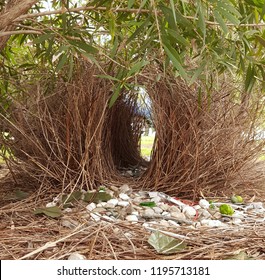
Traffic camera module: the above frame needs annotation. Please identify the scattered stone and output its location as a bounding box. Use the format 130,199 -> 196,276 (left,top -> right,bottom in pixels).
126,215 -> 138,222
46,202 -> 57,208
232,218 -> 242,225
198,209 -> 211,219
118,200 -> 130,207
151,196 -> 161,203
86,202 -> 96,212
201,219 -> 224,227
119,193 -> 130,200
131,211 -> 139,216
90,213 -> 101,222
92,207 -> 106,213
106,199 -> 119,208
149,192 -> 159,198
159,203 -> 169,211
68,252 -> 86,260
169,205 -> 181,213
153,207 -> 163,214
160,220 -> 170,227
199,199 -> 210,209
183,206 -> 197,218
144,208 -> 155,217
171,212 -> 186,221
162,211 -> 171,217
97,202 -> 107,207
168,220 -> 180,227
61,219 -> 79,229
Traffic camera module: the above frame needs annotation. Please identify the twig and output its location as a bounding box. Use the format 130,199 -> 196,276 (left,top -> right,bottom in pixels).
0,30 -> 41,37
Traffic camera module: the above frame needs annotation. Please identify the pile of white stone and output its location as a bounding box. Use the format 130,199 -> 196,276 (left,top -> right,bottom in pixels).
76,184 -> 265,230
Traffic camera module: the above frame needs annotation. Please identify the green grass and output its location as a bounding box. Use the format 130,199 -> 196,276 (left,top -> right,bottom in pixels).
140,135 -> 155,157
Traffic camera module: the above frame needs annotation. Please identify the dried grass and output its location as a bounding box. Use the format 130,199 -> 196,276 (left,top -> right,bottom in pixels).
0,194 -> 264,260
1,61 -> 265,259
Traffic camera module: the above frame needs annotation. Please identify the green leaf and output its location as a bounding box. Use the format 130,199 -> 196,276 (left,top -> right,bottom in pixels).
148,231 -> 187,254
34,206 -> 62,218
83,191 -> 112,203
197,2 -> 206,36
213,10 -> 228,34
127,60 -> 149,77
189,63 -> 206,85
55,53 -> 68,72
62,191 -> 83,205
68,39 -> 98,54
139,201 -> 156,207
163,43 -> 187,79
109,84 -> 122,108
32,33 -> 55,44
245,64 -> 255,92
170,0 -> 177,25
14,190 -> 29,200
217,4 -> 240,25
256,35 -> 265,48
128,0 -> 134,9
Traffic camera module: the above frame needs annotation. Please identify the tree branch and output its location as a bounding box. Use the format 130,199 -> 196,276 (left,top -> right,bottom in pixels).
0,30 -> 41,37
0,0 -> 39,30
12,5 -> 265,28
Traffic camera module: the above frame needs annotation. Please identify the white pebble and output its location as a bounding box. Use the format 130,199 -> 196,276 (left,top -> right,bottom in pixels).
232,218 -> 242,225
90,213 -> 101,222
183,206 -> 197,218
153,207 -> 163,214
168,220 -> 180,227
144,208 -> 155,217
119,193 -> 130,200
162,211 -> 171,217
68,252 -> 86,260
97,202 -> 107,207
106,199 -> 119,207
194,205 -> 201,210
160,220 -> 170,227
86,202 -> 96,212
159,203 -> 169,211
171,212 -> 186,220
118,200 -> 130,207
149,192 -> 159,198
120,184 -> 132,194
201,219 -> 223,227
131,211 -> 139,216
169,205 -> 181,213
199,199 -> 210,209
151,196 -> 161,203
126,215 -> 138,222
46,202 -> 57,208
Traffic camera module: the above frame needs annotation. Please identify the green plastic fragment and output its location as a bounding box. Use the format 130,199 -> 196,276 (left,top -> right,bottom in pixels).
139,201 -> 156,207
219,204 -> 234,216
231,195 -> 243,204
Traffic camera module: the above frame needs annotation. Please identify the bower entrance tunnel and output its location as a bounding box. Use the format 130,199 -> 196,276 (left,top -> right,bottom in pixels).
1,63 -> 263,199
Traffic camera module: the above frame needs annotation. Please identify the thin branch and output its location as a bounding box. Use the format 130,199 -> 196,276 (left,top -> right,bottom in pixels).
13,5 -> 265,28
0,30 -> 41,37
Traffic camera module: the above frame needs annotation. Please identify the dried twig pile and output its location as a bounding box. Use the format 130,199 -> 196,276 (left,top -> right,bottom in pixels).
0,62 -> 264,198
